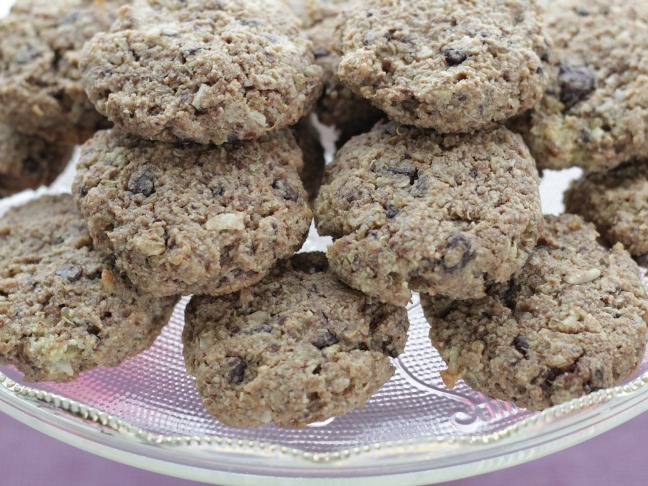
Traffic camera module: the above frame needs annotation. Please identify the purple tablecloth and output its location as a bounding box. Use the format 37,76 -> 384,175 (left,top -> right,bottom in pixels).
0,410 -> 645,486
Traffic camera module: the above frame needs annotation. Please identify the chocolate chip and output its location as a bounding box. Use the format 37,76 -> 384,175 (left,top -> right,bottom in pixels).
580,129 -> 592,143
503,281 -> 520,310
227,134 -> 238,143
313,330 -> 338,349
273,178 -> 298,202
559,65 -> 596,108
212,186 -> 224,197
55,264 -> 83,282
227,357 -> 246,384
77,182 -> 89,197
128,172 -> 155,197
513,335 -> 529,356
575,6 -> 589,16
442,232 -> 476,273
385,204 -> 398,218
372,165 -> 419,184
22,157 -> 39,174
443,47 -> 468,66
408,175 -> 428,197
313,48 -> 330,59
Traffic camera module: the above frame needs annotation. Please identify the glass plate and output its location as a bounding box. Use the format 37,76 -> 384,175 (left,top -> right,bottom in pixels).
1,162 -> 648,486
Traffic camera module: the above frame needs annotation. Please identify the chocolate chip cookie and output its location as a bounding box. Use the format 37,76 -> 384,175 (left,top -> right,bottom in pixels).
0,124 -> 73,198
81,0 -> 323,145
73,129 -> 313,297
564,160 -> 648,256
334,0 -> 549,133
0,195 -> 177,382
0,0 -> 121,145
183,252 -> 409,428
284,0 -> 383,144
515,0 -> 648,171
423,214 -> 648,410
314,122 -> 543,306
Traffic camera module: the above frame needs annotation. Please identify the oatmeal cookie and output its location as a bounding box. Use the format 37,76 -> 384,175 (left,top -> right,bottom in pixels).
314,122 -> 543,306
183,252 -> 409,428
284,0 -> 383,144
0,125 -> 72,198
80,0 -> 323,144
0,0 -> 121,144
73,129 -> 313,297
334,0 -> 549,133
514,0 -> 648,171
0,195 -> 177,382
423,215 -> 648,410
564,160 -> 648,256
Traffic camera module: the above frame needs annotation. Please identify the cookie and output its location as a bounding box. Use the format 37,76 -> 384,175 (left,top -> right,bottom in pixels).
292,117 -> 326,202
423,215 -> 648,410
73,129 -> 313,297
0,195 -> 177,382
514,0 -> 648,171
80,0 -> 323,145
564,160 -> 648,256
0,0 -> 121,144
183,252 -> 409,428
334,0 -> 549,133
314,122 -> 543,306
284,0 -> 383,144
0,125 -> 73,198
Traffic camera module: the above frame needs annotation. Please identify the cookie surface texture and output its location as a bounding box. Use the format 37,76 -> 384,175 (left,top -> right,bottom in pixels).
515,0 -> 648,171
0,195 -> 177,382
423,215 -> 648,410
564,160 -> 648,256
81,0 -> 323,144
0,124 -> 72,198
335,0 -> 549,132
315,122 -> 543,306
183,252 -> 409,428
73,129 -> 313,297
0,0 -> 121,144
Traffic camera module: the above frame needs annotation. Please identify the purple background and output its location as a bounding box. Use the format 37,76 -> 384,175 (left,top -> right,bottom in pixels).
0,411 -> 645,486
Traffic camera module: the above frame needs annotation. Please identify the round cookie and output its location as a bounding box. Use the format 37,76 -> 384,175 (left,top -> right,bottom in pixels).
564,160 -> 648,256
80,0 -> 323,145
314,122 -> 543,306
0,0 -> 121,144
334,0 -> 549,133
73,129 -> 313,297
291,117 -> 326,202
284,0 -> 384,144
0,195 -> 177,383
0,124 -> 73,198
183,252 -> 409,428
514,0 -> 648,171
423,215 -> 648,410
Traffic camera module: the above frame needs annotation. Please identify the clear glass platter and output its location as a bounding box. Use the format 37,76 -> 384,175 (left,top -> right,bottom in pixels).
1,161 -> 648,486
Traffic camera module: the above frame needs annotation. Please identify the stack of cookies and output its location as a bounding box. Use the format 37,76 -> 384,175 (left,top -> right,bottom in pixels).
313,0 -> 648,411
0,0 -> 123,196
1,0 -> 647,428
0,0 -> 412,428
